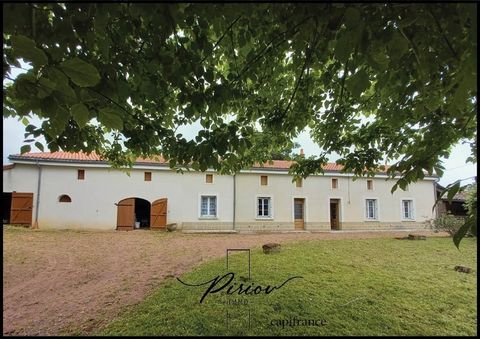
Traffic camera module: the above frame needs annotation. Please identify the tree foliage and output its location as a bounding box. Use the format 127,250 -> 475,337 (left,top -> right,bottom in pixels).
3,3 -> 477,240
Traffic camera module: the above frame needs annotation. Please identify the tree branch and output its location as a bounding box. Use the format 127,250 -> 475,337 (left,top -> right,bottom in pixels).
200,14 -> 243,65
429,8 -> 459,60
231,16 -> 313,85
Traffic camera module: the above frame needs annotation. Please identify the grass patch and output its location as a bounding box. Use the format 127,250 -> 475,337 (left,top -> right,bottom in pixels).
100,237 -> 477,336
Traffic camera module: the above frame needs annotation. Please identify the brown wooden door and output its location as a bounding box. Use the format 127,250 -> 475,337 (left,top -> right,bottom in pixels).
10,192 -> 33,225
117,198 -> 135,231
294,198 -> 304,230
330,199 -> 340,230
151,198 -> 167,230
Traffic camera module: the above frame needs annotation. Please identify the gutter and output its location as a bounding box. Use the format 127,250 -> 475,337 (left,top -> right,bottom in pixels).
33,160 -> 42,229
233,174 -> 236,231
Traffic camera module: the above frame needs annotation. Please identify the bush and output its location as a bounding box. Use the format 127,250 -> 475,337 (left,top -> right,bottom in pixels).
464,183 -> 477,219
430,213 -> 466,236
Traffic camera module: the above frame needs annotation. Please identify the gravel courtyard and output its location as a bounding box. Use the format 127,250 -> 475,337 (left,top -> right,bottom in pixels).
3,226 -> 446,335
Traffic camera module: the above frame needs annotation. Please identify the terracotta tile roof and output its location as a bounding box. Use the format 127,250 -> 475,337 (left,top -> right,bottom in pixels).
10,152 -> 391,173
9,152 -> 167,164
252,160 -> 347,171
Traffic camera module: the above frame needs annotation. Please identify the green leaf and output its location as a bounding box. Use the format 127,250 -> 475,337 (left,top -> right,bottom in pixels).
98,107 -> 124,130
388,32 -> 409,59
70,103 -> 90,128
334,34 -> 352,63
21,117 -> 29,126
35,142 -> 44,152
10,35 -> 48,67
346,69 -> 370,98
344,8 -> 361,30
453,216 -> 474,249
447,181 -> 461,204
20,145 -> 31,154
60,57 -> 101,87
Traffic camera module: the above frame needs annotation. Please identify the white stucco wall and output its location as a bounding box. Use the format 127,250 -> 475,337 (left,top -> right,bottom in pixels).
234,172 -> 436,231
3,161 -> 437,231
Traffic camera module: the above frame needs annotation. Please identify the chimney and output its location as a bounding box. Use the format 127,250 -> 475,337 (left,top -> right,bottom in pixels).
299,148 -> 304,158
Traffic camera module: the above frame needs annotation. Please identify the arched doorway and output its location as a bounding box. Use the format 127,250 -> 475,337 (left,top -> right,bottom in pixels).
116,197 -> 151,231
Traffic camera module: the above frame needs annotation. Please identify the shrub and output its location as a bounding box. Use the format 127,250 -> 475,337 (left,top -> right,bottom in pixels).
464,183 -> 477,220
430,213 -> 466,236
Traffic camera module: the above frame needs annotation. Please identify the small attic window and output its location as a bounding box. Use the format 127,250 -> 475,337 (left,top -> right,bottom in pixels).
144,172 -> 152,181
59,195 -> 72,203
77,169 -> 85,180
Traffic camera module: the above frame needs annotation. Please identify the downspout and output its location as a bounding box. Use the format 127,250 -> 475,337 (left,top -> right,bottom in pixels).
233,173 -> 236,231
33,160 -> 42,229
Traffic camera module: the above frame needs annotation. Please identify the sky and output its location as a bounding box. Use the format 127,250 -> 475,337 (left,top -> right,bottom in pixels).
3,64 -> 477,187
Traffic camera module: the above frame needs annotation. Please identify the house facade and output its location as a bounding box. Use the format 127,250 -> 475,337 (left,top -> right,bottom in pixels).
2,152 -> 438,232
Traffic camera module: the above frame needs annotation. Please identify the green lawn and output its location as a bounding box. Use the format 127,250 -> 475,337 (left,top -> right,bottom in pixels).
100,237 -> 477,336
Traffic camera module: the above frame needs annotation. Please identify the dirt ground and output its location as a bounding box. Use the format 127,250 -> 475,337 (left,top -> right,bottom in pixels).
3,227 -> 447,335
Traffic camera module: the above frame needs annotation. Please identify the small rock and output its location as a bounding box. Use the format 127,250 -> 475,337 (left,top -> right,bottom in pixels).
454,265 -> 472,274
263,243 -> 281,254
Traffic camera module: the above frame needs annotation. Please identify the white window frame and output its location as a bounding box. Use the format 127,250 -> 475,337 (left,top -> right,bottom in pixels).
364,198 -> 379,221
198,194 -> 218,219
255,195 -> 273,219
401,199 -> 415,221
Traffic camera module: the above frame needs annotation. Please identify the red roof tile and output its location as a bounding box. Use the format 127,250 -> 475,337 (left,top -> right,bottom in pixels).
9,152 -> 167,164
10,152 -> 390,173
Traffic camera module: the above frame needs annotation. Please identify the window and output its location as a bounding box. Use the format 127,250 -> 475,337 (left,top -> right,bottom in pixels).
367,180 -> 373,190
257,197 -> 271,218
144,172 -> 152,181
296,178 -> 302,187
77,169 -> 85,180
200,196 -> 217,217
365,199 -> 378,220
59,195 -> 71,203
402,200 -> 414,220
206,174 -> 213,183
332,178 -> 338,189
260,175 -> 268,186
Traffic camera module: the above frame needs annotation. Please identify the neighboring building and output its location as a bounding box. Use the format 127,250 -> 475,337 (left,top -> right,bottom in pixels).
435,183 -> 468,217
2,152 -> 438,232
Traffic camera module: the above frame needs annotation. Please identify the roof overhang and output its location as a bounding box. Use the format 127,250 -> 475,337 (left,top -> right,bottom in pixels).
8,156 -> 438,180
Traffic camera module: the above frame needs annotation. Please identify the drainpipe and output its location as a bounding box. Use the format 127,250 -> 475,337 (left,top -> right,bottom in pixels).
233,173 -> 236,231
33,160 -> 42,229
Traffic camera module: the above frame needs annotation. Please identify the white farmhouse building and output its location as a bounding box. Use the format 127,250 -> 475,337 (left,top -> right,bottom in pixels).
2,152 -> 438,232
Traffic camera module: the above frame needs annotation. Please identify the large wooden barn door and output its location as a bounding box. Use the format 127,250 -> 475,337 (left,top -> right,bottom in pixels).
10,192 -> 33,225
150,198 -> 167,230
117,198 -> 135,231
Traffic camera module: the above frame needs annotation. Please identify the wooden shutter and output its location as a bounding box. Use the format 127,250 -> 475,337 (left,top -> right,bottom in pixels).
151,198 -> 167,229
206,174 -> 213,183
10,192 -> 33,225
77,169 -> 85,180
367,180 -> 373,190
296,178 -> 302,187
116,198 -> 135,231
144,172 -> 152,181
261,175 -> 268,186
332,178 -> 338,189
